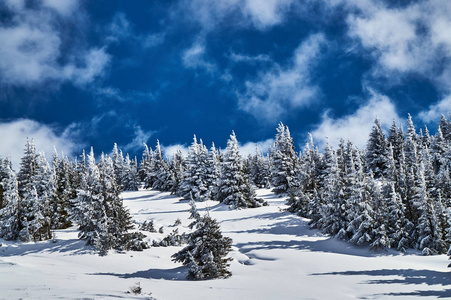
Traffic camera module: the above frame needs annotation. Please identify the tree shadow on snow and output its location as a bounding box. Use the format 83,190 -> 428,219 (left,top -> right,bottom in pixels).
232,214 -> 406,258
235,239 -> 383,258
0,238 -> 93,257
124,192 -> 179,202
91,266 -> 188,281
228,212 -> 322,238
311,269 -> 451,298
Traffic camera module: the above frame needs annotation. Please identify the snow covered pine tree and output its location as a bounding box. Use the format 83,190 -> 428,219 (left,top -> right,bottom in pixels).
172,201 -> 232,280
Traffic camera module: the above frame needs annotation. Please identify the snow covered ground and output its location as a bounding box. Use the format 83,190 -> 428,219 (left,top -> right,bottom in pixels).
0,189 -> 450,299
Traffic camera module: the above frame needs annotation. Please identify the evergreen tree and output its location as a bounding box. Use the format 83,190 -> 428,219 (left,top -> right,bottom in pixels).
249,146 -> 271,188
16,140 -> 53,242
73,148 -> 133,254
179,136 -> 210,201
415,163 -> 447,254
383,183 -> 409,251
388,120 -> 404,164
439,114 -> 451,141
346,170 -> 375,246
216,132 -> 265,208
51,149 -> 73,229
0,158 -> 22,240
17,139 -> 38,199
366,117 -> 389,178
204,143 -> 221,198
97,153 -> 134,254
270,122 -> 299,195
111,143 -> 125,191
311,140 -> 344,234
122,154 -> 139,191
298,134 -> 322,217
73,147 -> 104,246
151,140 -> 172,191
140,143 -> 154,188
172,209 -> 232,280
169,148 -> 185,195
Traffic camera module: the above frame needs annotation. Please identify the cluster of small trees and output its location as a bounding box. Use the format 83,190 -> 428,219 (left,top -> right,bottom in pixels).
139,132 -> 267,209
137,115 -> 451,257
136,115 -> 451,255
0,141 -> 140,255
283,115 -> 451,255
2,112 -> 451,263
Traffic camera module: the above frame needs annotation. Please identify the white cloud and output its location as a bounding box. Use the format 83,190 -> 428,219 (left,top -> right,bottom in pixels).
229,53 -> 271,63
106,12 -> 165,49
243,0 -> 294,29
63,48 -> 111,86
161,144 -> 190,159
142,33 -> 166,49
311,91 -> 401,149
178,0 -> 294,31
182,40 -> 216,73
107,13 -> 132,42
122,125 -> 156,153
41,0 -> 78,16
4,0 -> 25,10
0,1 -> 110,87
0,119 -> 78,170
237,33 -> 326,122
239,138 -> 274,157
418,96 -> 451,123
63,113 -> 155,154
346,0 -> 451,90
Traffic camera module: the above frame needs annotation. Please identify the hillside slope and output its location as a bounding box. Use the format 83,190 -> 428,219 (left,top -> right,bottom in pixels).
0,189 -> 449,299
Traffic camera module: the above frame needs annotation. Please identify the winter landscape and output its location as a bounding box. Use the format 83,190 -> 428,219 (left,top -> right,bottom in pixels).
2,116 -> 451,299
0,188 -> 449,299
3,0 -> 451,299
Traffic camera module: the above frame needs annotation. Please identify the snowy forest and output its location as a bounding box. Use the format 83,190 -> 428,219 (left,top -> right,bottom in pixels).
2,113 -> 451,273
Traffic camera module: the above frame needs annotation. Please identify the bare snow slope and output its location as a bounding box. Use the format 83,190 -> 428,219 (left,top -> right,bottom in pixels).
0,189 -> 450,299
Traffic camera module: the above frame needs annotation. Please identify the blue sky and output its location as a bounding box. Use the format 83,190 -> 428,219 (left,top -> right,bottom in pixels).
1,0 -> 451,167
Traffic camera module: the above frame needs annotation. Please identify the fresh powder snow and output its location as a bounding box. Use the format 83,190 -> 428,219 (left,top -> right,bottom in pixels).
0,188 -> 449,299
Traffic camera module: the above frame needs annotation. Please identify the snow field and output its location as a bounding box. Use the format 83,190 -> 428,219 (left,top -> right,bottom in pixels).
0,188 -> 450,299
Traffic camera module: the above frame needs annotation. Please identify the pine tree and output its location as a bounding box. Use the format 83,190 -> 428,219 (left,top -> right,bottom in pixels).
16,140 -> 53,242
97,153 -> 133,254
172,209 -> 232,280
415,163 -> 447,254
179,136 -> 210,201
151,140 -> 173,191
311,140 -> 344,234
270,123 -> 299,195
122,154 -> 139,191
73,147 -> 104,246
388,120 -> 404,164
343,164 -> 369,245
139,143 -> 152,184
439,114 -> 451,141
296,134 -> 322,217
366,117 -> 389,178
51,149 -> 73,229
73,148 -> 133,255
111,143 -> 125,191
17,139 -> 38,199
338,142 -> 367,241
169,148 -> 185,195
249,146 -> 271,188
204,143 -> 221,199
216,132 -> 265,208
0,158 -> 22,240
382,183 -> 409,251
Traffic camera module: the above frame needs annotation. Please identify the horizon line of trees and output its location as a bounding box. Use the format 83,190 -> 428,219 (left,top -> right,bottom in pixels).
1,114 -> 451,259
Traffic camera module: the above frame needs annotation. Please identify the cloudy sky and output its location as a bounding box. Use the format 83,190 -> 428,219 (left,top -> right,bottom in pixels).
1,0 -> 451,166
